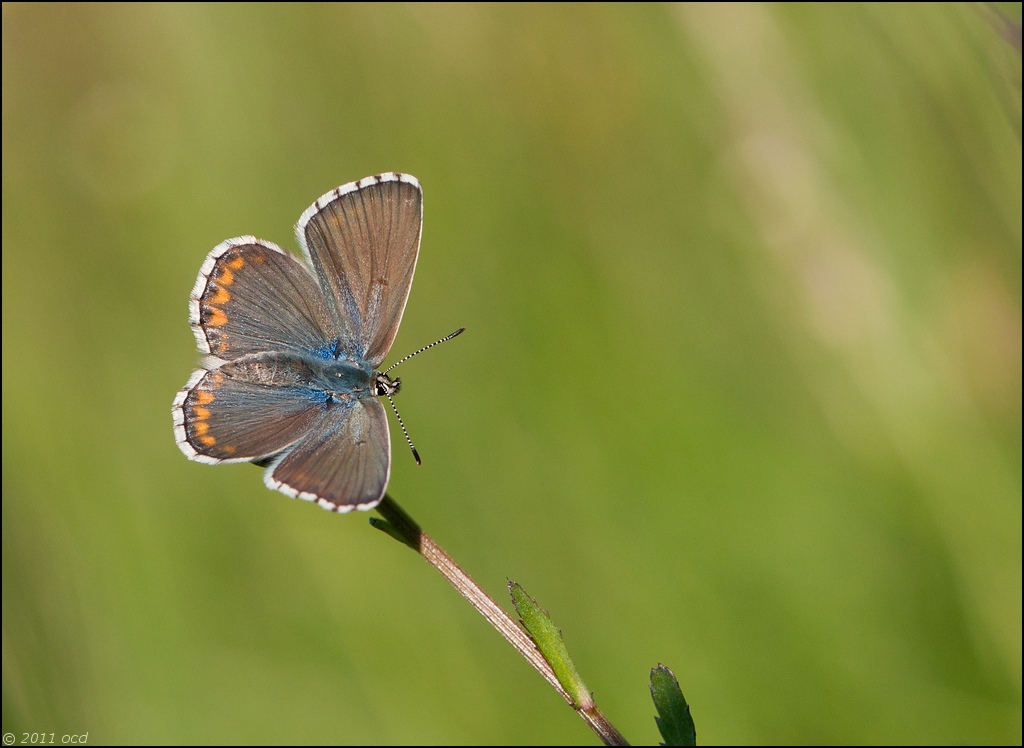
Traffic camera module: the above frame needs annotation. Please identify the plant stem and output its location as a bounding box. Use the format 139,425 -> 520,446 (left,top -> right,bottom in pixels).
372,494 -> 628,746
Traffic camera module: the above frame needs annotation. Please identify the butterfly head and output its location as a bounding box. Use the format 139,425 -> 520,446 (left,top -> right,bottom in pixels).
373,371 -> 401,397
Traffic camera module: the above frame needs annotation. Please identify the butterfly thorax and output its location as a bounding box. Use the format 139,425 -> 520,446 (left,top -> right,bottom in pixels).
310,357 -> 401,401
315,356 -> 374,398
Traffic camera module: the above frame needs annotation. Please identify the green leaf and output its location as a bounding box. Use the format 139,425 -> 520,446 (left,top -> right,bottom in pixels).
508,581 -> 592,709
650,664 -> 695,746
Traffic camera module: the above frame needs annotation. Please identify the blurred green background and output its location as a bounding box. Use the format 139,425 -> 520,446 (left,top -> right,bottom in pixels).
3,3 -> 1021,744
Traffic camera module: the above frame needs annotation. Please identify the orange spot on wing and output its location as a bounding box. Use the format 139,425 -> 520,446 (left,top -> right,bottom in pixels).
207,308 -> 228,327
199,435 -> 216,447
195,390 -> 215,405
208,287 -> 231,305
228,257 -> 245,270
194,421 -> 210,435
193,406 -> 211,420
222,445 -> 236,454
219,268 -> 235,286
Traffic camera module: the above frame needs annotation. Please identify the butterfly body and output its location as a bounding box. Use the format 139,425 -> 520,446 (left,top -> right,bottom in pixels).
173,173 -> 423,512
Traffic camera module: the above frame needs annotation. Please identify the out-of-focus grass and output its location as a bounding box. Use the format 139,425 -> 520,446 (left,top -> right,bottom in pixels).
3,4 -> 1020,744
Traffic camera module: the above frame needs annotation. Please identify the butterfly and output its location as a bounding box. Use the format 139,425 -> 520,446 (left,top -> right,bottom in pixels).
173,173 -> 455,513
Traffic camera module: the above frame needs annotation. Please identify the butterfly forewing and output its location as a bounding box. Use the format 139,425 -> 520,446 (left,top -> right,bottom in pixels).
191,238 -> 334,359
265,398 -> 391,511
298,173 -> 422,367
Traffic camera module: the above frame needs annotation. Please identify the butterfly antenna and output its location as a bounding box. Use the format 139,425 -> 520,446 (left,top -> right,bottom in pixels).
381,326 -> 465,465
384,327 -> 466,374
385,393 -> 421,465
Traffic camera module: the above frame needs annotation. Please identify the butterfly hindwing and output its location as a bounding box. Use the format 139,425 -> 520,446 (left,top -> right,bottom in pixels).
173,352 -> 331,464
265,397 -> 391,512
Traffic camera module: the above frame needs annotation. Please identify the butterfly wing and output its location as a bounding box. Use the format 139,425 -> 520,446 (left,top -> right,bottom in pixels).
264,396 -> 391,512
190,237 -> 334,360
297,173 -> 422,367
173,352 -> 331,464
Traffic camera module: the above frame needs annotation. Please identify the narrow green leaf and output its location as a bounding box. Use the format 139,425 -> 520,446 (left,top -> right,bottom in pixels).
508,581 -> 592,709
650,664 -> 695,746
